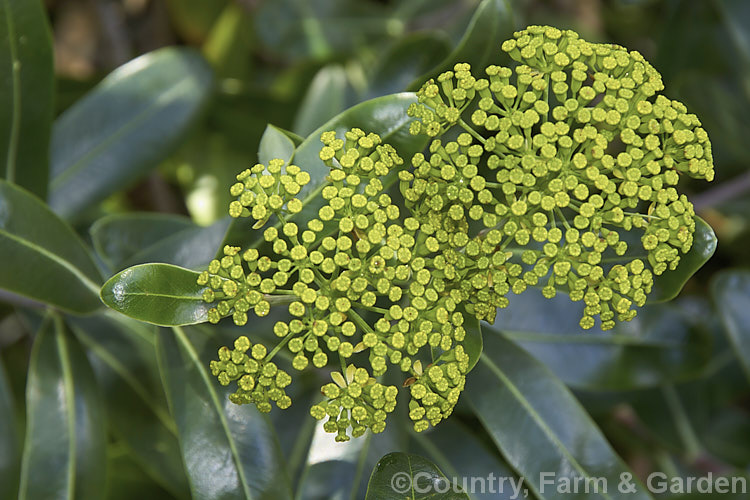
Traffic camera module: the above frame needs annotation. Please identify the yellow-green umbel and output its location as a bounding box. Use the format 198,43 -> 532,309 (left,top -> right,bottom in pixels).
199,25 -> 713,440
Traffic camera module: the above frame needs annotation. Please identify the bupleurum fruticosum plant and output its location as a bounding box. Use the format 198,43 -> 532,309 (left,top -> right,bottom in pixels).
198,26 -> 714,441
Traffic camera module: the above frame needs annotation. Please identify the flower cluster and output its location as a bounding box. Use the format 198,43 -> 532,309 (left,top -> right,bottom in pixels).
200,25 -> 713,439
209,336 -> 292,411
309,366 -> 398,441
406,25 -> 712,329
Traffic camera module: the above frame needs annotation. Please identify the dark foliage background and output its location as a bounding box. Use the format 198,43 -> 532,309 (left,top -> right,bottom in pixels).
1,1 -> 749,499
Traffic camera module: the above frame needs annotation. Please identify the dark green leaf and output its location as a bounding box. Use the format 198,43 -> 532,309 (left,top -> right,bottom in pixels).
0,179 -> 102,313
293,65 -> 351,137
365,452 -> 468,500
254,0 -> 391,60
70,314 -> 190,499
91,213 -> 231,272
466,332 -> 652,500
491,290 -> 712,391
100,263 -> 209,327
0,356 -> 20,500
702,409 -> 750,468
258,124 -> 303,167
411,420 -> 524,500
18,315 -> 106,500
0,0 -> 54,198
711,269 -> 750,382
157,326 -> 292,500
461,307 -> 482,372
103,453 -> 180,500
407,0 -> 515,91
367,32 -> 451,99
48,47 -> 214,220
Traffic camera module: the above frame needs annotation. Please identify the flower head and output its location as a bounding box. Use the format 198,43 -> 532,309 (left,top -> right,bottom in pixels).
200,25 -> 713,439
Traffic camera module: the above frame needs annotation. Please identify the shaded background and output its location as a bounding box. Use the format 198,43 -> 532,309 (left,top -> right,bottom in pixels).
2,0 -> 750,498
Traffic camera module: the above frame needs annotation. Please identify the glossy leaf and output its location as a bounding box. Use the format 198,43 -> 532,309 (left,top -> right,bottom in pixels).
711,270 -> 750,382
367,32 -> 451,98
91,213 -> 231,272
257,124 -> 302,167
365,452 -> 468,500
48,47 -> 214,220
492,290 -> 712,391
157,326 -> 292,500
407,0 -> 515,91
411,420 -> 524,500
69,314 -> 190,498
466,333 -> 653,500
293,65 -> 350,137
18,316 -> 107,500
461,308 -> 482,372
0,179 -> 102,313
0,356 -> 20,500
100,263 -> 209,327
0,0 -> 54,198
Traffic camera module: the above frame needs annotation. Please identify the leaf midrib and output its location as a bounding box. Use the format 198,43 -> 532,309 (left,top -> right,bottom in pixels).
478,352 -> 616,500
2,0 -> 21,183
172,326 -> 255,500
110,291 -> 204,301
50,77 -> 194,191
56,318 -> 78,500
0,227 -> 101,296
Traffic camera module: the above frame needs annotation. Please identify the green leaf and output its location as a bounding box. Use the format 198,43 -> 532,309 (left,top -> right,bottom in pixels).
100,263 -> 209,327
293,64 -> 351,137
407,0 -> 515,91
18,315 -> 107,500
466,332 -> 653,500
0,0 -> 54,198
491,290 -> 712,391
257,124 -> 302,167
157,326 -> 292,500
103,453 -> 180,500
91,213 -> 231,272
649,216 -> 717,302
711,269 -> 750,383
367,32 -> 451,98
460,307 -> 482,372
410,420 -> 524,500
0,356 -> 20,500
48,47 -> 214,220
365,452 -> 469,499
0,179 -> 102,313
69,314 -> 190,499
